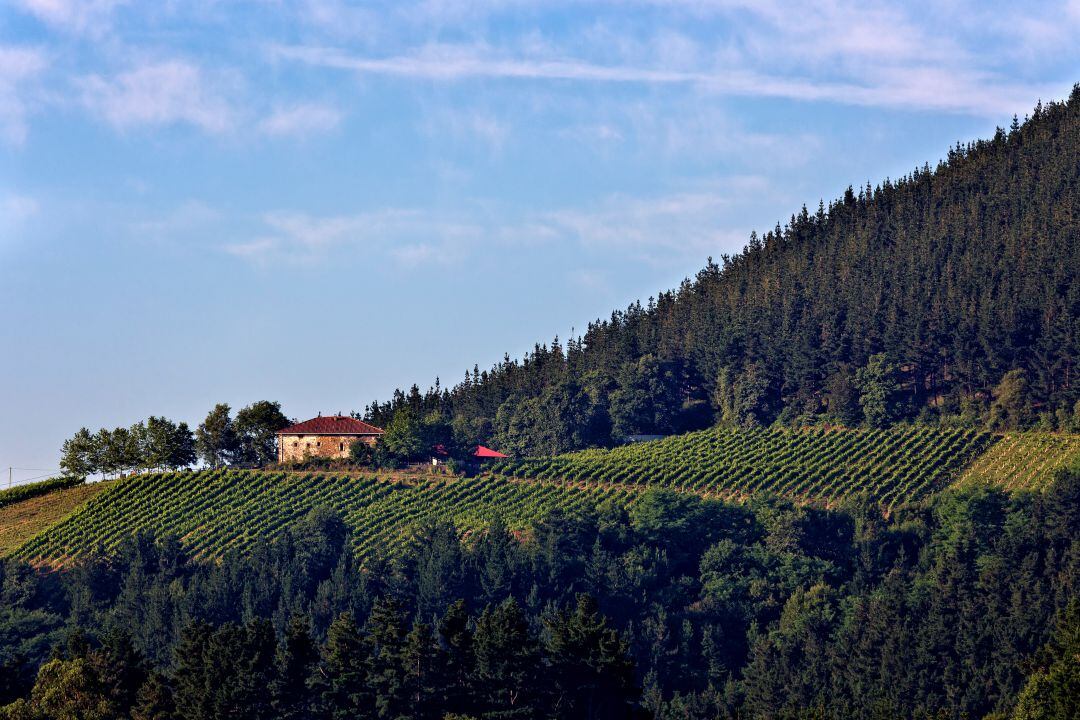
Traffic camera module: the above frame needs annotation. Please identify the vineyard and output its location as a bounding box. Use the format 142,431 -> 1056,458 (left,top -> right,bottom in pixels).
0,481 -> 113,556
13,471 -> 639,565
11,427 -> 1079,566
488,425 -> 997,507
954,433 -> 1080,491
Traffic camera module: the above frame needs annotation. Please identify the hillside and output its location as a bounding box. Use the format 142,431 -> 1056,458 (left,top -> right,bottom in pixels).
0,481 -> 112,555
490,425 -> 998,508
4,463 -> 1077,720
954,432 -> 1080,491
13,427 -> 1080,565
361,89 -> 1080,456
12,470 -> 639,565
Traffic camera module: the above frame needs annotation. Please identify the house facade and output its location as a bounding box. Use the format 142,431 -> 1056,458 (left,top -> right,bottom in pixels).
276,415 -> 384,463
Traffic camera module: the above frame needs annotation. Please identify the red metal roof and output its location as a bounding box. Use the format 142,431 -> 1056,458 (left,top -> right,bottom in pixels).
474,445 -> 508,459
433,444 -> 507,459
277,415 -> 384,435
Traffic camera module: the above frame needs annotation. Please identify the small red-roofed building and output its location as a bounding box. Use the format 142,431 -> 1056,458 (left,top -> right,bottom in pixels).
430,444 -> 508,465
276,415 -> 384,463
473,445 -> 508,460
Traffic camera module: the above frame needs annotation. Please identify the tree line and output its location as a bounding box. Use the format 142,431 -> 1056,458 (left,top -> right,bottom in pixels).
1,467 -> 1077,719
361,89 -> 1080,456
59,401 -> 291,479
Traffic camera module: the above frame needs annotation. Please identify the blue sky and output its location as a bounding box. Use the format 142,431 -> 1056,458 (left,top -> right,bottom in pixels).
1,1 -> 1078,479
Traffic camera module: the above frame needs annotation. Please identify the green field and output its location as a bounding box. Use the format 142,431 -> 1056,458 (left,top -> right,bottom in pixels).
9,426 -> 1080,566
0,481 -> 113,556
12,471 -> 639,565
954,432 -> 1080,491
490,425 -> 997,508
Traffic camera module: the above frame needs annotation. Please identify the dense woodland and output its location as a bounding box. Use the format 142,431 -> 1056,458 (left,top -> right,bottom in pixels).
362,89 -> 1080,456
1,468 -> 1077,719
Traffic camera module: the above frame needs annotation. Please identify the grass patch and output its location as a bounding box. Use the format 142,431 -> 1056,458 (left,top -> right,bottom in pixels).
0,481 -> 113,557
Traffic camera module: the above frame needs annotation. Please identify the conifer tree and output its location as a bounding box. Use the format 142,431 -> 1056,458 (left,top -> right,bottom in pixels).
271,615 -> 318,720
312,613 -> 369,720
472,597 -> 540,715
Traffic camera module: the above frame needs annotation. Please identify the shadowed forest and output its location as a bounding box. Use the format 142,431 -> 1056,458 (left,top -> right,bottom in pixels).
1,468 -> 1077,719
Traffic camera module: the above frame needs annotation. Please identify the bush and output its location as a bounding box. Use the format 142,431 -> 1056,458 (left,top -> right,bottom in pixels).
0,476 -> 84,509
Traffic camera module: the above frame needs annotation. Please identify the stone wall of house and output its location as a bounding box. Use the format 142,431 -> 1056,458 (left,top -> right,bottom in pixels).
278,434 -> 379,463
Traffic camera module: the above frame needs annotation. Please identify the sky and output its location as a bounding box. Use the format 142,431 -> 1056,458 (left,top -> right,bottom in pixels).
1,0 -> 1078,480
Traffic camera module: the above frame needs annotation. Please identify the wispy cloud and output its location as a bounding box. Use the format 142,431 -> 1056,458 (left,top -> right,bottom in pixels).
224,209 -> 476,267
258,103 -> 342,138
420,106 -> 510,151
14,0 -> 126,37
295,0 -> 380,41
131,200 -> 222,243
0,46 -> 47,145
532,186 -> 756,264
78,61 -> 237,133
0,193 -> 40,227
272,42 -> 1049,116
219,179 -> 759,269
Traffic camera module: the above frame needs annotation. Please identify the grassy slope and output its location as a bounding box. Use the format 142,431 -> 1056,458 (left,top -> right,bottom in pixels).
953,433 -> 1080,491
0,481 -> 113,556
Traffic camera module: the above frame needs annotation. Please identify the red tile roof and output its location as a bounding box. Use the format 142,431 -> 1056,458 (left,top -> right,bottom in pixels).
277,415 -> 384,436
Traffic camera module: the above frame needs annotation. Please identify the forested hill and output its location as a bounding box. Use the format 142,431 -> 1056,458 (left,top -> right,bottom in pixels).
365,87 -> 1080,456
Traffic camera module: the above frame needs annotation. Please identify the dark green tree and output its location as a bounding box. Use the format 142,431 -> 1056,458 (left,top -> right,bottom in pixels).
473,597 -> 539,716
988,369 -> 1035,430
363,597 -> 409,719
271,615 -> 318,720
1012,600 -> 1080,720
382,407 -> 428,462
855,354 -> 901,428
437,600 -> 474,715
311,613 -> 369,720
401,621 -> 446,719
195,404 -> 238,469
235,401 -> 291,466
543,594 -> 638,719
59,428 -> 96,478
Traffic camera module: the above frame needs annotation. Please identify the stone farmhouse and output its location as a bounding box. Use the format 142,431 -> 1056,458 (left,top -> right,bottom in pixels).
276,415 -> 384,463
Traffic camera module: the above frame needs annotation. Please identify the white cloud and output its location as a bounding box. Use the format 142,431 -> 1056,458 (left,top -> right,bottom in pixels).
420,107 -> 510,151
223,237 -> 276,260
15,0 -> 126,37
0,46 -> 47,145
273,41 -> 1049,117
568,267 -> 612,293
79,61 -> 237,133
258,103 -> 342,137
297,0 -> 380,40
223,209 -> 476,266
0,193 -> 40,253
274,43 -> 703,84
532,188 -> 754,264
131,200 -> 222,242
0,194 -> 40,227
220,179 -> 759,270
